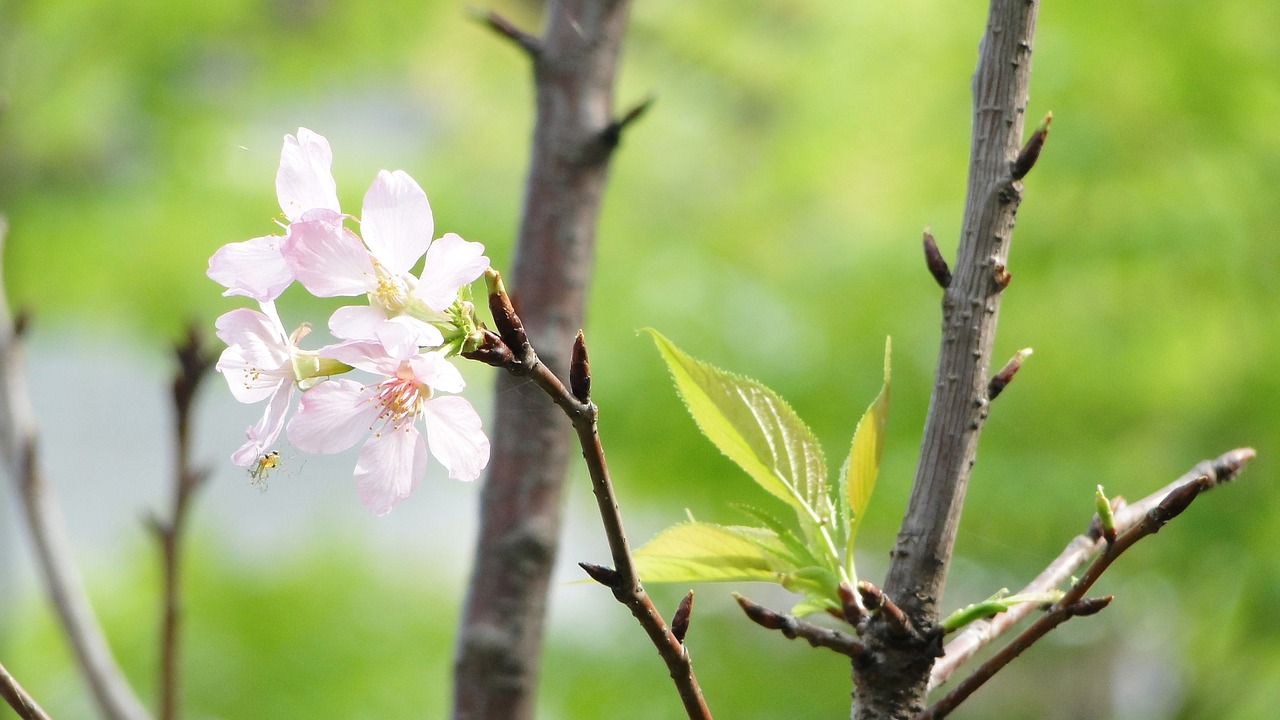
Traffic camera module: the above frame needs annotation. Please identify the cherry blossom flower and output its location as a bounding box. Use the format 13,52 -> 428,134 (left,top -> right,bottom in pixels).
208,128 -> 342,302
215,301 -> 347,469
286,341 -> 490,515
284,169 -> 490,359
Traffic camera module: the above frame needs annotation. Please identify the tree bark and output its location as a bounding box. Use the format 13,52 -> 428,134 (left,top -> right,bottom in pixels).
452,3 -> 633,719
853,1 -> 1041,717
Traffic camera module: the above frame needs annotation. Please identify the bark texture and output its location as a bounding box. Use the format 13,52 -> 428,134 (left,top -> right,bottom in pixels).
452,3 -> 633,719
853,1 -> 1041,717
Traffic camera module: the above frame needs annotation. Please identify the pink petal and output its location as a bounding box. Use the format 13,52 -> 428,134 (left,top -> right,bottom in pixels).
319,340 -> 400,377
360,170 -> 433,276
287,379 -> 379,454
230,383 -> 294,467
276,128 -> 340,222
207,236 -> 294,302
421,395 -> 489,481
283,218 -> 376,297
353,429 -> 427,515
215,308 -> 290,404
409,352 -> 465,394
414,233 -> 490,311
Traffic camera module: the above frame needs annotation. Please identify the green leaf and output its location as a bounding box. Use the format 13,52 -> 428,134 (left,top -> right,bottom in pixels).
730,503 -> 824,571
633,521 -> 792,584
840,337 -> 891,548
646,330 -> 829,523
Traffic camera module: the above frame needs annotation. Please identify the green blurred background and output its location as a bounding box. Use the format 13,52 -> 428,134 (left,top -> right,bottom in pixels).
1,0 -> 1277,717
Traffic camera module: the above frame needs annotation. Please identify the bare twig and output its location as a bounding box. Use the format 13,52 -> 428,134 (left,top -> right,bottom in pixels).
929,448 -> 1255,690
0,216 -> 151,720
465,278 -> 712,719
0,657 -> 53,720
454,3 -> 637,717
919,451 -> 1254,719
150,325 -> 216,720
734,594 -> 865,658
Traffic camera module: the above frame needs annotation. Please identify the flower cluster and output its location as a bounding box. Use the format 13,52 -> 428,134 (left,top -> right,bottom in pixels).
209,128 -> 491,515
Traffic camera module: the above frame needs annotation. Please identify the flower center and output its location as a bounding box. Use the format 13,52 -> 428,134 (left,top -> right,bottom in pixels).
371,368 -> 431,433
370,261 -> 411,313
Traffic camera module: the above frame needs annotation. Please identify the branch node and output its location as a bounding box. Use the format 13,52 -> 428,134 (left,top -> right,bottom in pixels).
922,228 -> 952,288
838,581 -> 866,626
857,580 -> 913,637
987,347 -> 1032,400
570,331 -> 591,403
1011,111 -> 1052,180
671,590 -> 694,644
578,562 -> 621,588
991,257 -> 1012,289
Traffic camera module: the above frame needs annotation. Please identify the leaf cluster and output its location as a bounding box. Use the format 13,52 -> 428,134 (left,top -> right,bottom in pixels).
634,330 -> 889,619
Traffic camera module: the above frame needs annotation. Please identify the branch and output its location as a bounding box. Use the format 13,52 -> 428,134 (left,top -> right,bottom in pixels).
734,594 -> 865,659
0,216 -> 152,720
919,459 -> 1247,720
454,2 -> 639,719
860,2 -> 1042,715
466,276 -> 712,720
929,447 -> 1255,690
0,657 -> 53,720
149,325 -> 217,720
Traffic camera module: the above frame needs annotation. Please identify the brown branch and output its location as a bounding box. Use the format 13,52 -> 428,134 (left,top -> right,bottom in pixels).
918,459 -> 1247,720
453,2 -> 637,719
0,657 -> 53,720
734,594 -> 865,658
468,279 -> 712,720
928,448 -> 1254,690
0,216 -> 151,720
858,1 -> 1042,715
150,325 -> 216,720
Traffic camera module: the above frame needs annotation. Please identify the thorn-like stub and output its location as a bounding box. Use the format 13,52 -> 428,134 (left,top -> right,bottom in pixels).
1069,595 -> 1113,617
922,228 -> 952,288
472,8 -> 542,57
987,347 -> 1033,400
461,329 -> 516,368
599,96 -> 656,150
1012,111 -> 1052,180
570,331 -> 591,403
579,562 -> 620,588
1153,475 -> 1208,524
484,270 -> 529,352
671,590 -> 694,644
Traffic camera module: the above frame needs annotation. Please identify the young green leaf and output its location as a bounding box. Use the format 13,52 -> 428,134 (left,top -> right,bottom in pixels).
645,330 -> 829,524
634,522 -> 792,584
840,337 -> 891,551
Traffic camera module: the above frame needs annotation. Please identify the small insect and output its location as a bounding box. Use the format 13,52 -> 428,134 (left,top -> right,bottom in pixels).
249,451 -> 281,488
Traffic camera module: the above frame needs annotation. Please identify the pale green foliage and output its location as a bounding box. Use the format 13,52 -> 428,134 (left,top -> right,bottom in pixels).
637,330 -> 890,618
938,588 -> 1065,634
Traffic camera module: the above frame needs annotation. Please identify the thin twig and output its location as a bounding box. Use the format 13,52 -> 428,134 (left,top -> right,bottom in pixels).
151,325 -> 216,720
929,447 -> 1255,690
734,594 -> 865,658
918,451 -> 1255,720
0,657 -> 53,720
0,216 -> 151,720
465,278 -> 712,720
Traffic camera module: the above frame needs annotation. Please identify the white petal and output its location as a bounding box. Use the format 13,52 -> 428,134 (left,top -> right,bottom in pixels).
353,429 -> 427,516
287,379 -> 378,454
329,304 -> 389,342
215,308 -> 291,403
276,128 -> 340,222
377,316 -> 444,360
207,236 -> 294,302
421,395 -> 490,481
409,352 -> 465,394
360,170 -> 433,276
319,340 -> 400,376
283,218 -> 376,297
414,233 -> 490,311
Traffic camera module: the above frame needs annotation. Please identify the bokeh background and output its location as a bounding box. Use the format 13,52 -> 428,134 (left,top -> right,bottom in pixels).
1,0 -> 1277,717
